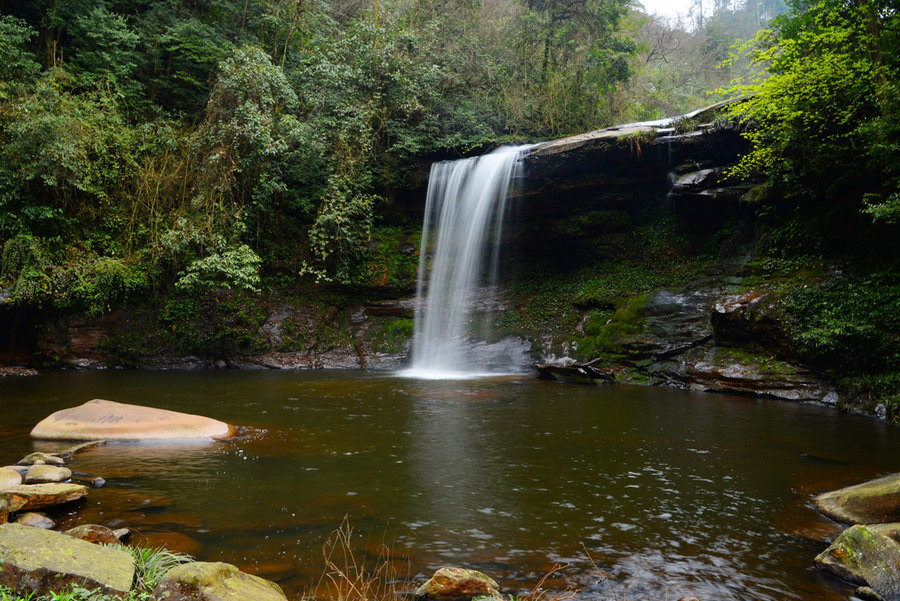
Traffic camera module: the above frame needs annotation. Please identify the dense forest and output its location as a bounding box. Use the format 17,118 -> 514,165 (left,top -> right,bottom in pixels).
1,0 -> 899,416
0,0 -> 786,297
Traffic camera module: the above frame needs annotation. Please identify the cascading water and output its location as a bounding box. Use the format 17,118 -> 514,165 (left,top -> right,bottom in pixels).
404,145 -> 532,379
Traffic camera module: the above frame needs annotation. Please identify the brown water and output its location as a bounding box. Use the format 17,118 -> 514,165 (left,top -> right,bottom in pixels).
1,370 -> 897,600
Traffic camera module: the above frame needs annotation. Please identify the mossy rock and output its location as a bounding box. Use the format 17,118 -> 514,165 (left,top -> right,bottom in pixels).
415,567 -> 501,601
814,524 -> 900,600
814,473 -> 900,525
153,561 -> 287,601
0,522 -> 134,598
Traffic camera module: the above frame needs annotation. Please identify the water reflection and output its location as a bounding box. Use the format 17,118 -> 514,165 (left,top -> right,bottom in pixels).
0,371 -> 895,601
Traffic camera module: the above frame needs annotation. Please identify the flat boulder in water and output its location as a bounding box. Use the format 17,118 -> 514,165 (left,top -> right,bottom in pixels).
0,483 -> 88,512
31,399 -> 235,441
814,473 -> 900,524
153,561 -> 287,601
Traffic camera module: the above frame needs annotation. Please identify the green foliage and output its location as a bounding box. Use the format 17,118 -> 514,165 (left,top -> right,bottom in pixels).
69,7 -> 141,98
0,0 -> 775,311
725,1 -> 900,223
175,245 -> 262,293
783,270 -> 900,372
0,15 -> 40,86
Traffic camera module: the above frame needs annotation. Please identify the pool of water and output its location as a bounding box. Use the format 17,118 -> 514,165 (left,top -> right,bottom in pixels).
1,370 -> 897,600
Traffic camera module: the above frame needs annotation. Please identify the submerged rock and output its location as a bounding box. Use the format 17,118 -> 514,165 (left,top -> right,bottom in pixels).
0,522 -> 134,597
31,399 -> 236,441
814,473 -> 900,525
0,467 -> 22,489
814,524 -> 900,600
415,567 -> 502,601
25,465 -> 72,484
56,440 -> 106,459
16,512 -> 55,529
153,561 -> 287,601
0,483 -> 88,512
65,524 -> 120,545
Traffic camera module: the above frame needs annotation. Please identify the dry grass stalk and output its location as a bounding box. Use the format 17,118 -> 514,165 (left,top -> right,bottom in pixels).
308,517 -> 409,601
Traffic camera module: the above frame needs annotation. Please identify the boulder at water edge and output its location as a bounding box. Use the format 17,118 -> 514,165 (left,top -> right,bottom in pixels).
0,522 -> 134,598
0,483 -> 88,512
0,467 -> 22,489
415,568 -> 502,601
0,499 -> 8,525
31,399 -> 235,441
152,561 -> 287,601
813,473 -> 900,524
65,524 -> 121,545
814,524 -> 900,600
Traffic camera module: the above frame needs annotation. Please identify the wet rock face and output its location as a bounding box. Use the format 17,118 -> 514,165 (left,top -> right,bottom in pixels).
153,561 -> 287,601
0,522 -> 135,598
415,567 -> 502,601
814,473 -> 900,525
814,524 -> 900,600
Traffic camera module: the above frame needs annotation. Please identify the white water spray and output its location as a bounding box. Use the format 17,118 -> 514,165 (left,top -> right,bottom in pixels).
404,146 -> 532,379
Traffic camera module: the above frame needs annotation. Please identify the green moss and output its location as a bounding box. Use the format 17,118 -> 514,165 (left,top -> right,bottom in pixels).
367,318 -> 413,354
161,290 -> 268,355
278,317 -> 309,352
573,293 -> 649,362
359,225 -> 421,291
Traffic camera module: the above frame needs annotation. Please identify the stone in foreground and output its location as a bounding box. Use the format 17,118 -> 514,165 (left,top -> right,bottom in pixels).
0,467 -> 22,489
813,473 -> 900,525
0,522 -> 134,598
65,524 -> 121,545
814,524 -> 900,600
153,561 -> 287,601
25,465 -> 72,484
415,567 -> 502,601
0,483 -> 88,512
31,399 -> 236,441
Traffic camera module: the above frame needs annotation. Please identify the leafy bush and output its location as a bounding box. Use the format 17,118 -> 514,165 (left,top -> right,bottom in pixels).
175,245 -> 262,293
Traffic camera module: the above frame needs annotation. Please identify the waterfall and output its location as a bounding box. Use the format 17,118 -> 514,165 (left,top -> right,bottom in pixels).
404,145 -> 531,379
